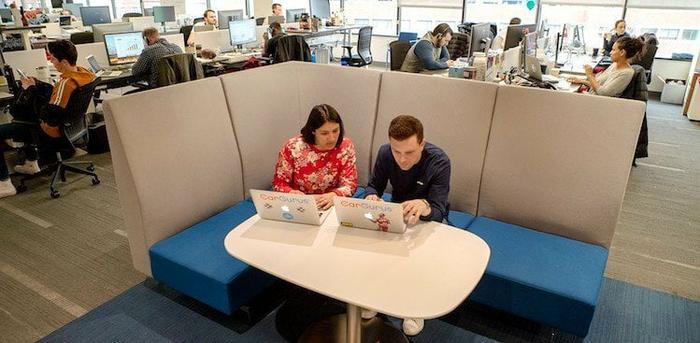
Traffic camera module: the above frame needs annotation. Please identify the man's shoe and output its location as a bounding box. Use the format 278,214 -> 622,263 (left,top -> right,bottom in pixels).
14,160 -> 40,175
361,309 -> 377,320
402,318 -> 424,336
0,179 -> 17,198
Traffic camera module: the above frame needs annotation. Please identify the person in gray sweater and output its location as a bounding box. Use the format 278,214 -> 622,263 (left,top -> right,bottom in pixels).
401,23 -> 455,73
569,36 -> 644,97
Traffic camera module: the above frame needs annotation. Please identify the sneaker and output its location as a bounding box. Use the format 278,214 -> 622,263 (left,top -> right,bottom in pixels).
361,309 -> 377,320
0,179 -> 17,198
402,318 -> 424,336
14,160 -> 40,175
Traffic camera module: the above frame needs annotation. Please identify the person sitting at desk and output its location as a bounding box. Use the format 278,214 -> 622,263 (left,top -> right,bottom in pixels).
263,22 -> 286,60
0,39 -> 95,198
603,19 -> 630,56
491,17 -> 521,50
298,14 -> 311,30
568,36 -> 643,97
187,9 -> 218,47
132,27 -> 183,88
362,114 -> 451,336
272,104 -> 358,210
400,23 -> 455,73
272,3 -> 283,16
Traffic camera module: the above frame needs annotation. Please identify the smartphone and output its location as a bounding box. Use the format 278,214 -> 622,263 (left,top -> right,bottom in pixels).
16,68 -> 27,78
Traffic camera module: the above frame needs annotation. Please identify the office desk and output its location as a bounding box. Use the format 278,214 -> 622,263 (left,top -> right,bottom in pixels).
224,208 -> 490,343
556,52 -> 602,75
0,25 -> 46,50
288,25 -> 363,47
96,70 -> 141,92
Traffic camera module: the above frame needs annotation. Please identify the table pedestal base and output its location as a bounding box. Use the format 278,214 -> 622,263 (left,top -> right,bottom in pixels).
299,314 -> 408,343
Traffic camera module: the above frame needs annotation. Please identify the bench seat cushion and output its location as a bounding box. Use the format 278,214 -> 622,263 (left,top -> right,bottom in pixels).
467,216 -> 608,337
149,201 -> 276,315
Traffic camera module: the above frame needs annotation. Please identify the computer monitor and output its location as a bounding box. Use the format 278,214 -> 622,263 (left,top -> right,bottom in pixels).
62,3 -> 83,18
286,8 -> 306,23
153,6 -> 175,23
104,31 -> 144,65
51,0 -> 63,8
143,8 -> 154,17
59,15 -> 72,27
469,23 -> 493,57
92,22 -> 134,42
218,10 -> 244,30
504,24 -> 536,51
0,8 -> 13,23
309,0 -> 330,19
80,6 -> 111,26
229,19 -> 257,47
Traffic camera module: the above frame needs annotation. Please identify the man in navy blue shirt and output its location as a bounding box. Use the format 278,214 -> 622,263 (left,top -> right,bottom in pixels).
362,115 -> 451,335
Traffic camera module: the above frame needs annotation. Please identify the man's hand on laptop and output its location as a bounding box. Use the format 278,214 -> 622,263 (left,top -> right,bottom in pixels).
402,199 -> 430,225
365,194 -> 382,202
314,192 -> 335,211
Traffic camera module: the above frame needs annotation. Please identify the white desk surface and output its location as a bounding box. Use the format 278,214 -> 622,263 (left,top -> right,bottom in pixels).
224,208 -> 490,320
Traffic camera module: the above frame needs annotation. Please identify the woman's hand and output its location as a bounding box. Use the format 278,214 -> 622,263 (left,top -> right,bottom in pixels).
314,192 -> 335,211
584,64 -> 594,77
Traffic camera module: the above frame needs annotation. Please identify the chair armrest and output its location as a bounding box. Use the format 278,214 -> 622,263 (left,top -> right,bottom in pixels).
11,119 -> 38,126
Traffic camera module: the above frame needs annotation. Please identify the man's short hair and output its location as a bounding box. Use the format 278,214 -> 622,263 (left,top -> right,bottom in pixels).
272,3 -> 282,10
143,27 -> 159,40
389,115 -> 424,143
269,22 -> 282,32
509,17 -> 521,25
47,39 -> 78,66
203,9 -> 215,18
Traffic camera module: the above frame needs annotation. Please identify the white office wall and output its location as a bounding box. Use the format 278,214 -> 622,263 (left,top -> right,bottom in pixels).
253,0 -> 273,18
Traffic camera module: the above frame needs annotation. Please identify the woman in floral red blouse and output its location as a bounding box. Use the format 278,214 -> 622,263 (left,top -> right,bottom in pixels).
273,104 -> 358,210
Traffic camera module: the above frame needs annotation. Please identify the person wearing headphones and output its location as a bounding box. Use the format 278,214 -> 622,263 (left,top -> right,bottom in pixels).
400,23 -> 455,73
603,19 -> 629,56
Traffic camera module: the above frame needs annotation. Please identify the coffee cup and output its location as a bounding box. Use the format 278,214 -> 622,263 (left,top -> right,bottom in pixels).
36,66 -> 49,80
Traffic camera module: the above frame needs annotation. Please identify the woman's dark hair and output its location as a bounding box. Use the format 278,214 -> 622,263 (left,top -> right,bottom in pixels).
301,104 -> 345,147
615,36 -> 644,59
614,19 -> 625,29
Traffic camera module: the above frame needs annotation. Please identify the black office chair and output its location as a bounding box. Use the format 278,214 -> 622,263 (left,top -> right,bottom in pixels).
621,65 -> 648,164
180,25 -> 194,46
389,40 -> 412,71
156,53 -> 204,87
273,35 -> 312,63
633,33 -> 659,84
15,78 -> 101,198
447,31 -> 469,59
122,12 -> 143,18
192,17 -> 205,25
343,26 -> 373,67
70,32 -> 94,45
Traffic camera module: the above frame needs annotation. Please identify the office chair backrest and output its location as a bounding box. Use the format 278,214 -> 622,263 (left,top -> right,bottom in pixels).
635,42 -> 658,71
70,32 -> 95,45
357,26 -> 373,64
398,32 -> 417,42
180,25 -> 193,46
61,78 -> 100,144
273,35 -> 312,63
621,65 -> 648,103
447,31 -> 469,59
122,12 -> 143,18
155,53 -> 204,87
193,17 -> 204,25
389,40 -> 412,71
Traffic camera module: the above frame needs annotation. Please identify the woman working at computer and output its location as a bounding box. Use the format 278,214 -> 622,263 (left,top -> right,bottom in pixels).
272,104 -> 358,210
603,19 -> 630,56
568,36 -> 643,97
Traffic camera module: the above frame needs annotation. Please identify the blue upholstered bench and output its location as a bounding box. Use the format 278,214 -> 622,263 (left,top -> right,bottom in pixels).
466,216 -> 608,337
149,201 -> 277,315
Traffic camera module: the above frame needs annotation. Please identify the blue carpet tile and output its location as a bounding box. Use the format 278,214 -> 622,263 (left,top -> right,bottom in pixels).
40,278 -> 699,342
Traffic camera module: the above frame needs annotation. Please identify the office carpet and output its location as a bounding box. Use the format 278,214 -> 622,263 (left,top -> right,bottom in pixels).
38,277 -> 699,343
1,97 -> 698,342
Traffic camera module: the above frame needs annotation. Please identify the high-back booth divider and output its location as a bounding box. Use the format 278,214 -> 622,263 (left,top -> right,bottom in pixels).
104,62 -> 646,335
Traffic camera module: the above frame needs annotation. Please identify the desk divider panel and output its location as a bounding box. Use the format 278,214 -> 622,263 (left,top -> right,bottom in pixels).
478,86 -> 645,248
75,42 -> 110,70
220,63 -> 304,195
162,33 -> 186,53
372,72 -> 498,215
104,78 -> 244,275
295,63 -> 382,186
3,49 -> 49,79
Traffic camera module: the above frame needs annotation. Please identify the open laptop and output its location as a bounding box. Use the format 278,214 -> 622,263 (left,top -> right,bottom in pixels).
85,55 -> 123,77
333,197 -> 407,234
525,55 -> 559,84
250,190 -> 331,226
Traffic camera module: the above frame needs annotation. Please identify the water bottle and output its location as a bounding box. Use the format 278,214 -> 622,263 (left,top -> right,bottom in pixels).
311,50 -> 317,63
